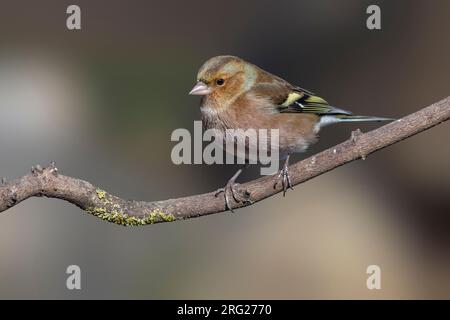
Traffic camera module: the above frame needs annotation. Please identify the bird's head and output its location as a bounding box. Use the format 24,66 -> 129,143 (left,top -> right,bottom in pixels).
189,55 -> 256,107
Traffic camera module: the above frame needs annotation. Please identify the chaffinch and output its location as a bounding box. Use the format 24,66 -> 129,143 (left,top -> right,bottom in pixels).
189,55 -> 393,211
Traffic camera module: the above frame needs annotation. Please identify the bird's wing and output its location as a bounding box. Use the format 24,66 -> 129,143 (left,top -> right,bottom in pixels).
277,89 -> 353,116
251,82 -> 352,116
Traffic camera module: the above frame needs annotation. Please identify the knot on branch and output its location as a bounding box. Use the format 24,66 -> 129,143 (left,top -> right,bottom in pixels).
31,165 -> 44,175
31,163 -> 59,179
309,156 -> 317,167
350,129 -> 367,160
5,186 -> 18,208
49,161 -> 58,175
350,129 -> 363,143
236,186 -> 254,205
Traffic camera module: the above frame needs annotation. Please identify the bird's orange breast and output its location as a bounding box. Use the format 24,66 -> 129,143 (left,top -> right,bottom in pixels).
201,95 -> 320,158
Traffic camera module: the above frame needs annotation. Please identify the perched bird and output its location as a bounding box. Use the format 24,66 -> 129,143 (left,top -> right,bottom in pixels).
189,55 -> 393,211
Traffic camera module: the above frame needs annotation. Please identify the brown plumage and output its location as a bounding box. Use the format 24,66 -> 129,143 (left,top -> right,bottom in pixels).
189,55 -> 393,211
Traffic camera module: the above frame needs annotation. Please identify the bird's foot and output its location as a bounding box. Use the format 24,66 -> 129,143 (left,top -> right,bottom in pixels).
274,160 -> 294,196
215,183 -> 241,213
215,168 -> 251,213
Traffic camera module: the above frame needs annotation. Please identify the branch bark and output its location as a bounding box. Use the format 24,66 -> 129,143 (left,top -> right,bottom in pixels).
1,97 -> 449,226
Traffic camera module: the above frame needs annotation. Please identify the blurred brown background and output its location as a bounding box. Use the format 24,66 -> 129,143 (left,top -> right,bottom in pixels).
0,0 -> 449,299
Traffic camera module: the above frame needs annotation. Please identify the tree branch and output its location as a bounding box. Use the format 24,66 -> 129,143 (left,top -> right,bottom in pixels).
1,97 -> 449,226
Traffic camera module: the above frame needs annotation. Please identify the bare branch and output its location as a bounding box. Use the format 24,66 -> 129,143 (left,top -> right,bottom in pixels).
1,97 -> 449,226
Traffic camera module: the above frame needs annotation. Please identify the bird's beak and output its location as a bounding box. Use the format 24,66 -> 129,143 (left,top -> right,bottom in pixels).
189,81 -> 211,95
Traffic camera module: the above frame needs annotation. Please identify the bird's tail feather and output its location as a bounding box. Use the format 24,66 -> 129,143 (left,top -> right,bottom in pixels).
333,115 -> 395,122
319,114 -> 395,126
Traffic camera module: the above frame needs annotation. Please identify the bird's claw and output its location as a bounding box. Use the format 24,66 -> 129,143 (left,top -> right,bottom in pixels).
274,163 -> 294,196
215,182 -> 247,213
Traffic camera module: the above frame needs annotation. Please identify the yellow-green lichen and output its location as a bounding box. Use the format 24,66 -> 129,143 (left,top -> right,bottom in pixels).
89,187 -> 176,226
158,211 -> 175,222
85,207 -> 176,227
86,207 -> 107,215
96,189 -> 106,200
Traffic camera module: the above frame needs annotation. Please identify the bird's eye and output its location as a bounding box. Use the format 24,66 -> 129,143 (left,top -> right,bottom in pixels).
216,78 -> 225,86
